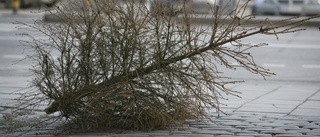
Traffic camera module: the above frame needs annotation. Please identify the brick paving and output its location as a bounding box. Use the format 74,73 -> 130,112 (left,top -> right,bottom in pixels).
62,113 -> 320,137
1,81 -> 320,137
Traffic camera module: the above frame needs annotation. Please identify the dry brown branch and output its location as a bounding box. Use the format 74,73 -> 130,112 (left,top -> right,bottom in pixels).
14,0 -> 320,132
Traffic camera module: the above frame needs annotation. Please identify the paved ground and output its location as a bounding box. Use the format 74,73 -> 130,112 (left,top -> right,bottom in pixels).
1,80 -> 320,137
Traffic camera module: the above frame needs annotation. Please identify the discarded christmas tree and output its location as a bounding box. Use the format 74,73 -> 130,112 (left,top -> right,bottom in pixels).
17,0 -> 319,131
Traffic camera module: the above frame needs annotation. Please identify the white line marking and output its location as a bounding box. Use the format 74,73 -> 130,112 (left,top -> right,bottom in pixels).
224,43 -> 320,49
0,23 -> 18,32
0,65 -> 30,70
0,28 -> 17,32
263,63 -> 286,68
266,44 -> 320,49
0,36 -> 48,41
3,54 -> 25,59
302,65 -> 320,69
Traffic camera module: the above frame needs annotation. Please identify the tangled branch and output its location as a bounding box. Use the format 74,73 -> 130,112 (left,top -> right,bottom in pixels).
15,0 -> 320,131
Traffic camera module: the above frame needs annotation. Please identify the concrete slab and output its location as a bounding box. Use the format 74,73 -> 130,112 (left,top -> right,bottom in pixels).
290,108 -> 320,116
309,90 -> 320,101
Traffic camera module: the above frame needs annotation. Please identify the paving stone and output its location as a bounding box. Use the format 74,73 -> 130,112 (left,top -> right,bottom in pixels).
245,127 -> 273,133
226,128 -> 243,133
237,101 -> 296,112
313,122 -> 320,126
189,125 -> 213,128
217,115 -> 256,121
218,121 -> 251,127
306,130 -> 320,136
236,134 -> 272,137
188,123 -> 213,128
312,128 -> 320,131
214,135 -> 248,137
259,129 -> 287,134
299,116 -> 320,121
241,118 -> 266,123
2,132 -> 26,137
24,132 -> 56,137
230,130 -> 257,135
306,130 -> 320,135
307,132 -> 320,136
302,125 -> 320,130
244,119 -> 267,124
192,129 -> 234,135
274,133 -> 306,137
70,134 -> 99,137
146,130 -> 170,136
253,122 -> 287,128
276,125 -> 301,130
170,130 -> 193,134
217,135 -> 254,137
212,118 -> 239,123
277,116 -> 301,121
113,135 -> 149,137
285,120 -> 312,124
230,112 -> 262,117
160,134 -> 213,137
286,128 -> 314,134
201,126 -> 235,131
235,125 -> 260,129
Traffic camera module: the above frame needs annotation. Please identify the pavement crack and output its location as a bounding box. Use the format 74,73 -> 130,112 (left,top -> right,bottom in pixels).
287,89 -> 320,115
232,86 -> 282,113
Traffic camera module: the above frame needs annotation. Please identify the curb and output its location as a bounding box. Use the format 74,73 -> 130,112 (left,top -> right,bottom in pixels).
0,9 -> 43,21
2,9 -> 318,27
42,12 -> 320,27
1,6 -> 320,27
177,14 -> 320,27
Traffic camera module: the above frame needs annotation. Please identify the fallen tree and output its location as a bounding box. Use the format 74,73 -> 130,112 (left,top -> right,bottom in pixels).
16,0 -> 320,131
